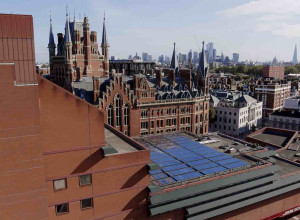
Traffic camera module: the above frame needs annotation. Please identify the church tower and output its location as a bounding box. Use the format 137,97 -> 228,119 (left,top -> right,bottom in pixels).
170,42 -> 179,75
101,13 -> 109,76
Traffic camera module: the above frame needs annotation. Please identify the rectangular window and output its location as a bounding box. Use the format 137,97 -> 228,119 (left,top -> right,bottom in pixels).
151,121 -> 154,128
157,120 -> 159,127
81,198 -> 93,209
79,174 -> 92,186
53,179 -> 67,191
56,203 -> 69,215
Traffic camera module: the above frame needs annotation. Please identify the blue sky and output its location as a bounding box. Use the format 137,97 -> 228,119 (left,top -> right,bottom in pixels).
2,0 -> 300,63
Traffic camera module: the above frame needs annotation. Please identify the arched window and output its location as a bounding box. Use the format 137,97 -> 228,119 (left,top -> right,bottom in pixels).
124,104 -> 130,126
107,104 -> 114,126
115,95 -> 122,127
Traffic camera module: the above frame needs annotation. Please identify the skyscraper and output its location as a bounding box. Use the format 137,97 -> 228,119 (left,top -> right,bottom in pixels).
188,49 -> 193,61
206,42 -> 214,64
233,53 -> 239,63
293,44 -> 298,65
142,52 -> 149,61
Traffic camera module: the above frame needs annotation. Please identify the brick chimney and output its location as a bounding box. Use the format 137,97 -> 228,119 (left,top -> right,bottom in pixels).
180,69 -> 192,89
156,69 -> 162,87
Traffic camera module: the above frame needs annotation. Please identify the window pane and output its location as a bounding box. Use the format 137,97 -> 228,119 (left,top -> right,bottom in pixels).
53,179 -> 66,191
56,203 -> 69,215
81,198 -> 93,209
79,174 -> 92,186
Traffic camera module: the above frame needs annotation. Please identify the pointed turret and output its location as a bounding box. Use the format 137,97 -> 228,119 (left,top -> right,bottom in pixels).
101,11 -> 109,76
170,42 -> 179,74
198,41 -> 209,78
102,12 -> 107,45
48,12 -> 56,60
64,10 -> 71,43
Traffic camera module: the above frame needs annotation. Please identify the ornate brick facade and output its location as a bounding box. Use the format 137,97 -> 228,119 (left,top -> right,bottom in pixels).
97,42 -> 210,137
48,12 -> 109,91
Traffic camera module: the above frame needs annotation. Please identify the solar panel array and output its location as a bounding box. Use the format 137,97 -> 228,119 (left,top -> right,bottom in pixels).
139,133 -> 248,186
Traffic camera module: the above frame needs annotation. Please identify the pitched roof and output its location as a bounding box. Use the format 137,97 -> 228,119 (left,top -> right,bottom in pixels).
235,95 -> 257,104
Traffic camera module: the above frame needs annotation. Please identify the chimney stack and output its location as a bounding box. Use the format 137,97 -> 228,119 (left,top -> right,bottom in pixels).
156,69 -> 162,87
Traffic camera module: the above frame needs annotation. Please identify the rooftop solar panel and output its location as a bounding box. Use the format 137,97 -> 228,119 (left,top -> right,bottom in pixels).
167,168 -> 195,176
201,166 -> 227,175
187,159 -> 212,166
180,156 -> 203,163
157,160 -> 181,167
162,163 -> 188,172
224,161 -> 248,169
173,172 -> 202,181
149,170 -> 162,175
194,163 -> 219,171
139,133 -> 248,186
209,155 -> 232,162
217,158 -> 241,165
152,173 -> 168,180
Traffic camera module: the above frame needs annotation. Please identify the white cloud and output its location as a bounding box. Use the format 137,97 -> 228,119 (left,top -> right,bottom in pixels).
224,0 -> 300,16
223,0 -> 300,38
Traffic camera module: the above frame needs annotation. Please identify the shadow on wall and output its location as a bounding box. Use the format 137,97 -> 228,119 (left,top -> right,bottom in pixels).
121,166 -> 148,189
72,149 -> 104,174
123,188 -> 148,213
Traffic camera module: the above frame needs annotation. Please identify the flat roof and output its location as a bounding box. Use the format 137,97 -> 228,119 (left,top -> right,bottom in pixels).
104,128 -> 138,154
250,130 -> 293,147
135,133 -> 252,187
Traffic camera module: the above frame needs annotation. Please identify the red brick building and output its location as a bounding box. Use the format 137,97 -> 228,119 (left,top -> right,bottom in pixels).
6,12 -> 300,220
48,12 -> 109,91
94,42 -> 210,137
254,79 -> 291,118
263,65 -> 284,79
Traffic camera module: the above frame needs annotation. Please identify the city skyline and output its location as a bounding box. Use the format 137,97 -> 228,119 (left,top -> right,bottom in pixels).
2,0 -> 300,63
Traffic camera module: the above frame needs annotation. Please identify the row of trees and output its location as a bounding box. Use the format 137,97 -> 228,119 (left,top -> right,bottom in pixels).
214,64 -> 300,78
213,65 -> 263,78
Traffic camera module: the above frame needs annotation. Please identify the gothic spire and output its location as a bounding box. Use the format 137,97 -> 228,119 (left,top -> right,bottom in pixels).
170,42 -> 179,73
198,41 -> 208,78
64,6 -> 71,43
102,11 -> 108,45
48,11 -> 55,45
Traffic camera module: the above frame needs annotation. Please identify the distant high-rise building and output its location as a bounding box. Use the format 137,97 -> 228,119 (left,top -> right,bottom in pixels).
128,55 -> 132,59
158,55 -> 164,63
188,49 -> 193,61
233,53 -> 239,63
133,52 -> 141,60
111,56 -> 118,60
182,54 -> 187,64
178,53 -> 183,64
193,51 -> 198,59
206,42 -> 214,64
221,51 -> 225,63
148,55 -> 153,61
165,56 -> 170,63
213,49 -> 217,61
142,52 -> 149,61
293,44 -> 298,65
